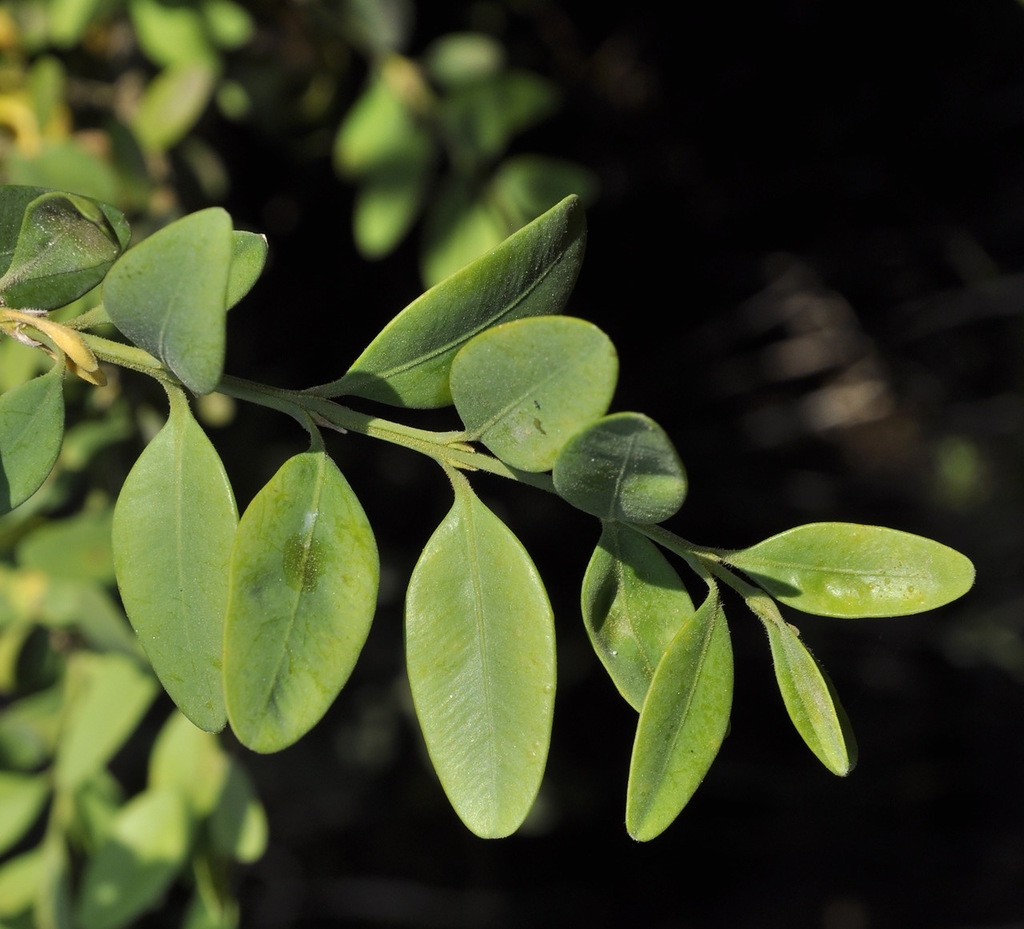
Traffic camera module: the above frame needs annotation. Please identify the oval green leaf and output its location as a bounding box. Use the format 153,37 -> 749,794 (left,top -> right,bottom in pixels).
224,451 -> 379,752
112,389 -> 237,731
553,412 -> 687,523
0,772 -> 50,856
76,789 -> 192,929
762,617 -> 857,776
726,522 -> 976,618
626,588 -> 733,841
405,481 -> 555,838
324,194 -> 586,407
0,363 -> 65,514
226,230 -> 268,309
581,522 -> 695,711
0,191 -> 129,310
104,207 -> 233,394
451,316 -> 617,472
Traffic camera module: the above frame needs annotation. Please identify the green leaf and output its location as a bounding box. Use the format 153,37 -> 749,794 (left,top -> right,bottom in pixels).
15,508 -> 114,583
581,523 -> 695,711
0,363 -> 65,515
226,230 -> 268,309
351,165 -> 432,260
761,617 -> 857,776
104,207 -> 233,394
451,315 -> 617,472
54,652 -> 158,792
224,451 -> 378,752
325,194 -> 586,407
111,389 -> 237,731
0,847 -> 43,919
727,522 -> 976,618
0,191 -> 129,310
626,588 -> 733,841
405,480 -> 555,838
207,759 -> 267,863
0,772 -> 50,856
553,412 -> 687,523
35,833 -> 73,929
129,0 -> 217,66
76,789 -> 192,929
148,710 -> 228,817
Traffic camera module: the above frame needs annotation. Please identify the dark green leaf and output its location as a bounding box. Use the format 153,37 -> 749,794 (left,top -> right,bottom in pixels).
324,195 -> 586,407
111,389 -> 237,731
405,480 -> 555,837
224,451 -> 378,752
553,412 -> 687,523
581,523 -> 695,711
451,315 -> 617,471
626,588 -> 733,841
727,522 -> 976,617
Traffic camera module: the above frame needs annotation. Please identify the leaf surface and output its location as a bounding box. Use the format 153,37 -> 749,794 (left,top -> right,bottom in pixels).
626,588 -> 733,841
327,195 -> 586,407
727,522 -> 975,617
0,772 -> 50,856
224,451 -> 379,752
451,315 -> 617,471
111,390 -> 236,731
405,481 -> 555,837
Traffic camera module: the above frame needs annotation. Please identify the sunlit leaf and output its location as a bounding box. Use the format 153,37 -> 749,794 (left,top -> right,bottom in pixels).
224,451 -> 378,752
148,710 -> 228,817
104,208 -> 233,394
207,759 -> 267,863
626,588 -> 733,841
405,480 -> 555,837
15,508 -> 114,583
581,522 -> 695,710
0,771 -> 50,855
761,617 -> 857,776
325,194 -> 586,407
553,412 -> 687,523
0,846 -> 42,919
0,363 -> 64,514
451,315 -> 617,472
111,389 -> 236,731
727,522 -> 975,617
129,0 -> 216,67
76,789 -> 192,929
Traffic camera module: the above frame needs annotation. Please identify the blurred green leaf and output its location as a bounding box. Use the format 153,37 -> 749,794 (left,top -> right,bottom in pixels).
0,846 -> 43,919
727,522 -> 976,618
129,0 -> 217,67
47,0 -> 107,47
0,363 -> 65,515
15,508 -> 114,583
207,759 -> 267,863
104,208 -> 233,394
581,523 -> 695,711
490,154 -> 600,226
148,710 -> 228,817
0,771 -> 50,856
224,451 -> 378,753
626,588 -> 733,841
424,32 -> 505,88
111,389 -> 236,731
553,412 -> 687,523
405,480 -> 555,838
761,617 -> 857,776
132,64 -> 218,152
451,316 -> 617,472
329,195 -> 586,407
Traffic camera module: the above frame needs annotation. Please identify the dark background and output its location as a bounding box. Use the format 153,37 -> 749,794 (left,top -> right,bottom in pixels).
173,2 -> 1024,927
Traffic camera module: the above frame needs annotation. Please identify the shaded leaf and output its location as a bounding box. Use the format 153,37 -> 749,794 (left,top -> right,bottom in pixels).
104,207 -> 233,394
553,412 -> 686,523
0,772 -> 50,856
727,522 -> 975,618
111,389 -> 236,731
761,617 -> 857,776
207,759 -> 267,863
581,522 -> 695,711
148,710 -> 228,817
325,194 -> 586,407
0,363 -> 65,514
405,480 -> 555,837
226,230 -> 268,309
224,451 -> 378,752
626,588 -> 733,841
451,315 -> 617,472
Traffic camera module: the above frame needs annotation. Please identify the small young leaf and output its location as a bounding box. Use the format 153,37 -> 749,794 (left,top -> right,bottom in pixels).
224,451 -> 379,753
226,230 -> 268,309
581,522 -> 695,711
0,363 -> 65,515
0,772 -> 50,856
553,412 -> 687,523
324,194 -> 586,407
626,588 -> 733,841
405,480 -> 555,838
104,207 -> 233,394
112,389 -> 237,731
762,618 -> 857,776
451,315 -> 617,472
131,64 -> 217,152
727,522 -> 975,618
0,191 -> 129,310
76,789 -> 192,929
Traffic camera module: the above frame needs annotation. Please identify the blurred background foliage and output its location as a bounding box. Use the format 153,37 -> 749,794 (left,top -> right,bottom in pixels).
1,1 -> 1023,928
